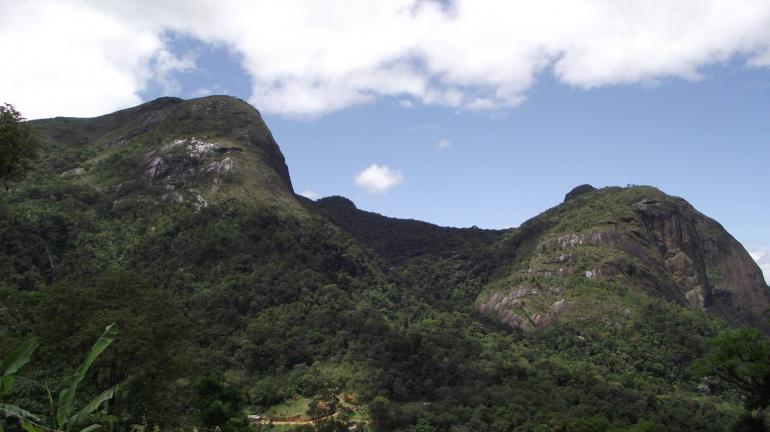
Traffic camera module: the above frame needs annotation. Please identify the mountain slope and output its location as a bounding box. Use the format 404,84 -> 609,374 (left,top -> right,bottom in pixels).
30,95 -> 297,211
313,195 -> 502,266
1,96 -> 767,431
477,185 -> 770,333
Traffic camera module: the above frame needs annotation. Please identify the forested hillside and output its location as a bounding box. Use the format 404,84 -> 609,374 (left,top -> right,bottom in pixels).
1,96 -> 768,432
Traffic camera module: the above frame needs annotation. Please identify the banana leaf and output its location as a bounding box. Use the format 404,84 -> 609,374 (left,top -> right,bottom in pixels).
0,339 -> 39,397
79,424 -> 102,432
0,377 -> 14,399
1,338 -> 39,377
67,386 -> 116,430
56,324 -> 117,429
0,403 -> 41,422
20,422 -> 45,432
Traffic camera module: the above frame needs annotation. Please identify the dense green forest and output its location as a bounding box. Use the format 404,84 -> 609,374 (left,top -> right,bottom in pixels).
1,97 -> 769,432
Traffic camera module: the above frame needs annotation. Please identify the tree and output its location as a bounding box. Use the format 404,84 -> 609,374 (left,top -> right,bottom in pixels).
0,104 -> 40,190
33,270 -> 192,428
192,374 -> 249,432
694,328 -> 770,409
368,397 -> 392,432
414,417 -> 435,432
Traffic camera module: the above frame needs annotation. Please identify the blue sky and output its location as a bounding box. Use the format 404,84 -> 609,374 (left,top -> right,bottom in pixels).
139,37 -> 770,236
150,45 -> 770,276
2,0 -> 769,280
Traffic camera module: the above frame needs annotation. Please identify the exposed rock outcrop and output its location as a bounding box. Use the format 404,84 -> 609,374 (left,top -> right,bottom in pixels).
35,95 -> 297,210
477,186 -> 770,333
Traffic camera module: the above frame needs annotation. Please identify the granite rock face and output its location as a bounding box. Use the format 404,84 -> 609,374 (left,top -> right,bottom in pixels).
630,196 -> 769,330
477,186 -> 770,333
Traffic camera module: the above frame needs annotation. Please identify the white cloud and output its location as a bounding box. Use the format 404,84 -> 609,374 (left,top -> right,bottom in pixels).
355,164 -> 403,194
4,0 -> 770,117
437,138 -> 451,150
151,48 -> 197,95
299,190 -> 319,199
0,1 -> 162,118
749,250 -> 770,285
466,97 -> 499,111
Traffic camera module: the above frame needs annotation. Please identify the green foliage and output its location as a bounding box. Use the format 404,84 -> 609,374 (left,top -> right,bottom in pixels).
193,374 -> 250,432
0,98 -> 762,431
566,415 -> 611,432
413,417 -> 434,432
730,412 -> 768,432
0,338 -> 42,431
0,325 -> 118,432
367,397 -> 392,432
626,421 -> 666,432
0,104 -> 40,190
55,324 -> 118,432
695,328 -> 770,409
32,270 -> 192,428
56,324 -> 118,430
529,186 -> 670,237
305,391 -> 352,432
1,338 -> 39,398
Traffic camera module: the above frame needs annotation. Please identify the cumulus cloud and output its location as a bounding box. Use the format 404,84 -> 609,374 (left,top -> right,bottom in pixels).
355,164 -> 403,194
4,0 -> 770,117
151,48 -> 197,94
0,1 -> 162,118
437,138 -> 451,150
749,250 -> 770,285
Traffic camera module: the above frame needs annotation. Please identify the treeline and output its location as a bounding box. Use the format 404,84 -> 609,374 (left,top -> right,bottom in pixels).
2,186 -> 762,431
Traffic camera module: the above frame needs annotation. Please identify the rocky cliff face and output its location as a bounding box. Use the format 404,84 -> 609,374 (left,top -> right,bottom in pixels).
477,186 -> 770,333
32,96 -> 297,211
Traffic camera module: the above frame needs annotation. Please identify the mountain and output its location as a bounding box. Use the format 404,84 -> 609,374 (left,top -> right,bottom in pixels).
31,96 -> 296,210
478,185 -> 770,333
2,96 -> 768,431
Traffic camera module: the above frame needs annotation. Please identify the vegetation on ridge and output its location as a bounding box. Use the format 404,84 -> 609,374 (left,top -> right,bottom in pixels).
0,103 -> 40,191
1,99 -> 768,431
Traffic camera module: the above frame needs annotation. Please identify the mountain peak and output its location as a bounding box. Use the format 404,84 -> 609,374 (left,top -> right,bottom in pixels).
316,195 -> 357,210
31,96 -> 296,211
480,185 -> 770,333
563,184 -> 596,202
